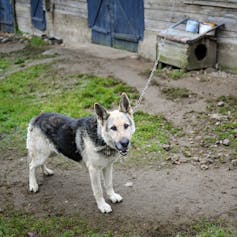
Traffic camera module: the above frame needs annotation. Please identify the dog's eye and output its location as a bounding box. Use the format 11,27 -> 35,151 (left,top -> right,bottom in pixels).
110,125 -> 117,131
124,124 -> 129,129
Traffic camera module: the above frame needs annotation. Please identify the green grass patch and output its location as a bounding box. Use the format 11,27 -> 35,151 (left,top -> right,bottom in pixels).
178,220 -> 234,237
0,58 -> 11,72
14,57 -> 25,65
132,111 -> 180,154
161,87 -> 193,100
30,35 -> 48,47
0,42 -> 52,76
0,210 -> 112,237
207,96 -> 237,147
167,69 -> 186,80
155,68 -> 187,80
0,66 -> 138,157
0,63 -> 180,163
208,96 -> 237,116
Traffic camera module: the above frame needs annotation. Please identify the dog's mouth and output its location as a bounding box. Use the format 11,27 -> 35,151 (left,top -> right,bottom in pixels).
115,142 -> 129,156
119,150 -> 128,156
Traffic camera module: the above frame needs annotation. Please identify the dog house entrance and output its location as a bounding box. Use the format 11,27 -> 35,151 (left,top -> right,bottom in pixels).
195,44 -> 207,61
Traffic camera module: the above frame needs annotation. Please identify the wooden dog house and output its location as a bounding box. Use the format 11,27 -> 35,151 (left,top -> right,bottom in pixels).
157,19 -> 223,70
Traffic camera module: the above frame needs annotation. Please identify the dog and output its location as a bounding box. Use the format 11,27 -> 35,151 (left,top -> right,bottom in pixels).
26,93 -> 135,213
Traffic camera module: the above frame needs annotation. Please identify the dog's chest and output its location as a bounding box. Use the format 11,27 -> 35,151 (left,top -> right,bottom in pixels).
82,140 -> 118,168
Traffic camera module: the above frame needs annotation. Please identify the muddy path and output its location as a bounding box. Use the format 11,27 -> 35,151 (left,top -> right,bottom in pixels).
0,41 -> 237,236
44,45 -> 237,126
1,156 -> 237,236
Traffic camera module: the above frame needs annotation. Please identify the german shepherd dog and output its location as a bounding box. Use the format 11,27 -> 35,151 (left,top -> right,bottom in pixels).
26,93 -> 135,213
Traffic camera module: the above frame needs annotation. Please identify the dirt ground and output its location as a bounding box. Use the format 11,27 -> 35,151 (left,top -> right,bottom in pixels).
0,40 -> 237,236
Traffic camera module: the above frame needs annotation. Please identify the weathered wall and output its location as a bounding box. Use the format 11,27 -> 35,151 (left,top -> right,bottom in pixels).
142,0 -> 237,73
15,0 -> 90,45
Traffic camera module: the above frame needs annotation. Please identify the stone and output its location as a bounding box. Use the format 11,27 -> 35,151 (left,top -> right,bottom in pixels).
217,101 -> 225,107
162,144 -> 171,151
200,158 -> 208,165
183,149 -> 191,157
171,154 -> 180,162
200,164 -> 209,170
223,139 -> 230,146
207,158 -> 214,164
1,38 -> 9,43
205,67 -> 216,73
179,157 -> 188,163
231,159 -> 237,167
125,182 -> 133,187
193,157 -> 200,162
210,113 -> 224,121
27,233 -> 36,237
213,153 -> 222,160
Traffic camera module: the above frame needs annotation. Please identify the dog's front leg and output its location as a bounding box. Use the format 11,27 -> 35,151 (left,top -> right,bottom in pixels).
103,164 -> 123,203
88,166 -> 112,213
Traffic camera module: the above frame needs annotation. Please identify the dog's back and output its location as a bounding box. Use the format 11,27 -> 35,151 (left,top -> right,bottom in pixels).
28,113 -> 83,162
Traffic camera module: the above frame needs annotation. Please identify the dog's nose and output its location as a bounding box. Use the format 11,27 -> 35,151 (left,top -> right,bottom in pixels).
120,138 -> 129,148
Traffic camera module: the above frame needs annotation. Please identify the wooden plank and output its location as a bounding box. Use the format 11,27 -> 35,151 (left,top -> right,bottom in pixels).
54,0 -> 87,18
145,8 -> 237,32
158,40 -> 188,68
184,1 -> 237,9
145,5 -> 237,20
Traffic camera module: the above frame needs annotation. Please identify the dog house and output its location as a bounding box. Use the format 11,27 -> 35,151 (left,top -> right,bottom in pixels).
157,19 -> 223,70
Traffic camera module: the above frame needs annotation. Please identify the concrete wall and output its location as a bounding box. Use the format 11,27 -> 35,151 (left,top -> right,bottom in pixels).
14,0 -> 237,73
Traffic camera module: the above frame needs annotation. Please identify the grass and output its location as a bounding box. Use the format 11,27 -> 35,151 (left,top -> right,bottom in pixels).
161,87 -> 194,100
0,58 -> 11,72
177,220 -> 234,237
0,63 -> 181,162
1,208 -> 233,237
0,38 -> 52,78
0,65 -> 141,157
155,68 -> 187,80
0,62 -> 180,162
0,209 -> 112,237
30,35 -> 48,47
167,69 -> 186,80
132,112 -> 180,153
207,96 -> 237,148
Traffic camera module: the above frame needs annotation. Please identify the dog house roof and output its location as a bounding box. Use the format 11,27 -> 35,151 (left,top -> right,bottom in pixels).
157,18 -> 223,44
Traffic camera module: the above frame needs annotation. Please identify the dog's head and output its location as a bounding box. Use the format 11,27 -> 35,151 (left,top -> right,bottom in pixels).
95,93 -> 135,156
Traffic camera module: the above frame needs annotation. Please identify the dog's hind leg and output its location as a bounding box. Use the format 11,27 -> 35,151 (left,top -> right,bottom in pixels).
29,151 -> 50,192
103,164 -> 123,203
29,153 -> 40,192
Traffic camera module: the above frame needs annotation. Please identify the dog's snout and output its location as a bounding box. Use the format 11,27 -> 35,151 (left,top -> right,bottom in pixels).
120,138 -> 129,148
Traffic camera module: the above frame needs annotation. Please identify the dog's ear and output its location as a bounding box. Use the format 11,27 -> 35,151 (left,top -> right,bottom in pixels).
119,92 -> 133,115
94,103 -> 110,121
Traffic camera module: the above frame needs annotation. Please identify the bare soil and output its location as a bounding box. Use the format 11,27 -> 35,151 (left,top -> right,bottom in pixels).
0,42 -> 237,236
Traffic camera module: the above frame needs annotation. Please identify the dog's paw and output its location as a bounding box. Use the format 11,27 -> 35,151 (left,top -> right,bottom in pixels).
98,201 -> 112,213
29,183 -> 39,193
43,168 -> 54,176
109,193 -> 123,203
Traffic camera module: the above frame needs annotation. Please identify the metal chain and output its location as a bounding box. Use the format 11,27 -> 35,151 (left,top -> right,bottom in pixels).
133,0 -> 176,113
133,53 -> 160,113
